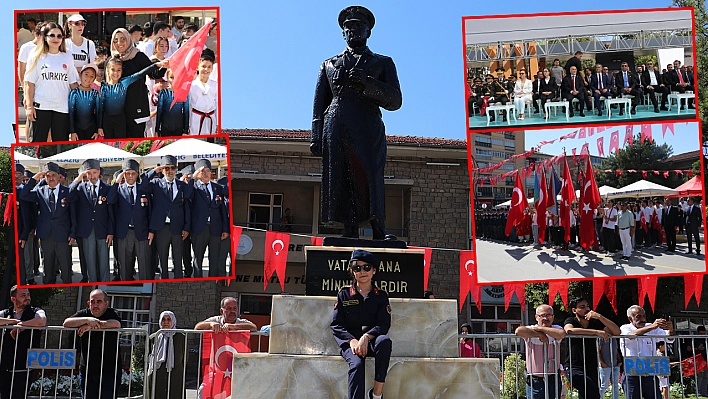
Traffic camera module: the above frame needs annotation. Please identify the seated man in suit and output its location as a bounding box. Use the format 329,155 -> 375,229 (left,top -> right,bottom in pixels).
532,70 -> 544,114
142,155 -> 194,279
467,77 -> 485,117
590,63 -> 612,116
69,159 -> 114,283
615,62 -> 640,116
669,60 -> 695,109
685,197 -> 702,255
189,159 -> 229,277
562,65 -> 586,117
487,75 -> 510,122
19,162 -> 73,284
641,61 -> 669,112
107,159 -> 152,281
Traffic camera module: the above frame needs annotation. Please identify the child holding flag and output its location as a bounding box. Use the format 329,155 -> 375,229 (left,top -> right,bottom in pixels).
155,69 -> 190,136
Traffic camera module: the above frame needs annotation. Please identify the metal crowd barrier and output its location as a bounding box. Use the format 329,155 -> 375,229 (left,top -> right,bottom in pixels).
458,332 -> 708,399
0,325 -> 269,399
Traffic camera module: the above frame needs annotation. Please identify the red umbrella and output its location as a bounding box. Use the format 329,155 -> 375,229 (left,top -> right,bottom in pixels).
672,176 -> 703,196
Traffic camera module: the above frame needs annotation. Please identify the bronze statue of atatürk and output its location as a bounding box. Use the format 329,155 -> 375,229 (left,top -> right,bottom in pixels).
311,6 -> 402,240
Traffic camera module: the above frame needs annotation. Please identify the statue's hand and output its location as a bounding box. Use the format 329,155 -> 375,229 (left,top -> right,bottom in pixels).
310,142 -> 322,157
348,68 -> 367,89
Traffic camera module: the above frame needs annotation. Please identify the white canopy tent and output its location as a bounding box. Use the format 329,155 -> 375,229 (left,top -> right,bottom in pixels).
604,180 -> 678,199
44,143 -> 140,167
142,139 -> 227,168
14,151 -> 40,168
575,185 -> 616,199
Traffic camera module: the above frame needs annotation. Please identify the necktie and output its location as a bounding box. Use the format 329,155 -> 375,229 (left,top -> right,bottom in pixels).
678,71 -> 685,84
49,189 -> 56,212
167,182 -> 174,201
624,73 -> 629,88
598,74 -> 602,90
572,75 -> 575,90
128,186 -> 135,206
203,183 -> 211,202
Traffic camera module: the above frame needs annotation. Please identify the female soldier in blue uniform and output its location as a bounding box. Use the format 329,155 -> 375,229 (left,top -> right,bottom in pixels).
331,249 -> 392,399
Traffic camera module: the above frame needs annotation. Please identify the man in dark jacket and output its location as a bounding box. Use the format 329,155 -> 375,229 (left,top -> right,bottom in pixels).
685,197 -> 702,255
662,198 -> 679,252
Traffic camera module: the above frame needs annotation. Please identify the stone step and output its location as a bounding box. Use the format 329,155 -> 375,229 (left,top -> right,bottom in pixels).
232,353 -> 500,399
269,295 -> 458,358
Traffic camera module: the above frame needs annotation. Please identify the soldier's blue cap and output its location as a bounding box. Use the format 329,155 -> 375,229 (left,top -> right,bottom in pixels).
43,162 -> 61,174
349,249 -> 377,266
15,164 -> 25,174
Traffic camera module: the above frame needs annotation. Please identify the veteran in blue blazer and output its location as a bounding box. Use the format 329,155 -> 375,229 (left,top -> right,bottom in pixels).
19,162 -> 73,284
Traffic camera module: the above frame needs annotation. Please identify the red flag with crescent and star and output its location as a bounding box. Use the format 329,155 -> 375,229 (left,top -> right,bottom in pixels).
681,354 -> 708,377
201,331 -> 251,399
168,18 -> 212,108
505,172 -> 529,236
264,230 -> 290,291
459,250 -> 482,312
579,148 -> 600,250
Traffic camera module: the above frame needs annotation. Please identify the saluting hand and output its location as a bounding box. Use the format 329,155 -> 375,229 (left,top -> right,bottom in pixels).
32,171 -> 46,181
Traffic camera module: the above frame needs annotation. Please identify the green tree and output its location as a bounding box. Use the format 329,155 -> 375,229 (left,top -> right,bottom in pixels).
595,134 -> 673,188
634,55 -> 658,67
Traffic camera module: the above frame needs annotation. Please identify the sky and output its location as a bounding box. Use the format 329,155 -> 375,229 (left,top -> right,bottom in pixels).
0,0 -> 681,146
523,121 -> 700,158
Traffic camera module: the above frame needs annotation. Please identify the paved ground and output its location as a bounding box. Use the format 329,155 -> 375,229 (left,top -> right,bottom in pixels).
476,238 -> 705,283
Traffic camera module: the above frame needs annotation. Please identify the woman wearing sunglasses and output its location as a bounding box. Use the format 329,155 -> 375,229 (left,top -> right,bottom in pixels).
331,249 -> 392,399
23,22 -> 80,142
64,14 -> 96,74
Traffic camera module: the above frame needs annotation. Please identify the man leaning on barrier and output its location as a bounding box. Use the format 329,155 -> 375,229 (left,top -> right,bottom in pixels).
563,297 -> 620,399
620,305 -> 674,399
195,297 -> 257,332
515,304 -> 567,399
63,289 -> 122,399
0,286 -> 47,399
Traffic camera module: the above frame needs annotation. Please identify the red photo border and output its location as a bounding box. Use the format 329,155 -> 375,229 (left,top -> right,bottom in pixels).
14,6 -> 221,144
462,7 -> 705,285
11,133 -> 234,288
461,7 -> 699,134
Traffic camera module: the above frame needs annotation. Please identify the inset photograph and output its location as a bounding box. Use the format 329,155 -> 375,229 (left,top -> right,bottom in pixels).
12,137 -> 231,287
470,121 -> 704,284
463,8 -> 696,130
15,8 -> 219,143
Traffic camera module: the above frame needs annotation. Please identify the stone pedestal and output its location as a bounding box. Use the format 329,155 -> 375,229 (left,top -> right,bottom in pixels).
232,295 -> 501,398
232,354 -> 500,399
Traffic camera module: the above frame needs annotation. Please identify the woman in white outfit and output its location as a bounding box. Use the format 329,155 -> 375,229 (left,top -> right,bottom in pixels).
513,69 -> 533,119
64,14 -> 96,74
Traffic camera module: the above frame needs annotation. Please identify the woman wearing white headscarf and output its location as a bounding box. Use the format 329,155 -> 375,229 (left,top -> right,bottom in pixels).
109,27 -> 165,138
147,311 -> 185,399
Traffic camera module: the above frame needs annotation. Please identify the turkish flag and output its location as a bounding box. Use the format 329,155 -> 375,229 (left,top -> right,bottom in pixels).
264,231 -> 290,291
592,279 -> 617,314
230,226 -> 242,275
504,284 -> 526,312
624,125 -> 633,146
651,211 -> 662,231
505,172 -> 529,237
548,280 -> 569,308
641,124 -> 653,143
3,193 -> 13,226
560,156 -> 576,243
579,156 -> 600,250
662,123 -> 674,137
459,250 -> 482,312
637,276 -> 658,310
168,19 -> 212,107
684,274 -> 705,308
201,331 -> 251,399
681,354 -> 708,377
578,128 -> 586,138
597,137 -> 605,156
536,169 -> 549,244
640,210 -> 649,233
642,171 -> 648,179
609,130 -> 620,154
410,246 -> 433,290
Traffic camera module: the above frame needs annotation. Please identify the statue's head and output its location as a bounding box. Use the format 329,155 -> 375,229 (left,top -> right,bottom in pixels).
339,6 -> 374,47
